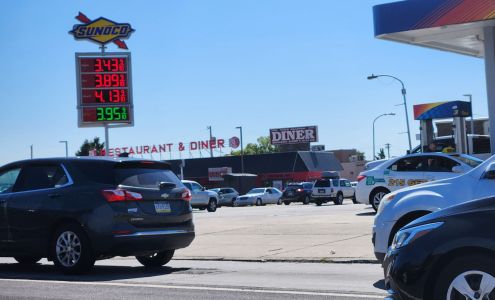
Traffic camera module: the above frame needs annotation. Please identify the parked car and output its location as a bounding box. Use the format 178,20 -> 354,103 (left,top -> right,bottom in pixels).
182,180 -> 219,212
209,187 -> 239,207
235,187 -> 282,206
355,153 -> 482,211
311,172 -> 355,206
384,196 -> 495,300
281,182 -> 313,205
0,157 -> 195,273
373,154 -> 487,263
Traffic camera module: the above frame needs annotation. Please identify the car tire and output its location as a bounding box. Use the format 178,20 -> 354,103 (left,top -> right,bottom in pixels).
333,193 -> 344,205
303,196 -> 310,205
433,254 -> 495,300
14,256 -> 42,265
51,223 -> 95,274
315,200 -> 322,206
284,201 -> 291,205
352,194 -> 358,204
256,198 -> 262,206
136,250 -> 175,268
370,188 -> 390,212
207,199 -> 217,212
277,199 -> 282,205
231,198 -> 236,207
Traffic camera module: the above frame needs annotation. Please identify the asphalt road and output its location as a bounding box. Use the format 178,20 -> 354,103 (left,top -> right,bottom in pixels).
0,258 -> 387,299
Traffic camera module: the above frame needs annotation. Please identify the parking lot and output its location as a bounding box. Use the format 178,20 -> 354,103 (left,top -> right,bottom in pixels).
176,201 -> 376,262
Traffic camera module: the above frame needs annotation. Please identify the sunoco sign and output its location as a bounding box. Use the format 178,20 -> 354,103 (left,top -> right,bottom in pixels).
270,126 -> 318,145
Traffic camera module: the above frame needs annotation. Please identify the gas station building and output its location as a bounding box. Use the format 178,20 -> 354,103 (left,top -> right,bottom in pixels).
373,0 -> 495,155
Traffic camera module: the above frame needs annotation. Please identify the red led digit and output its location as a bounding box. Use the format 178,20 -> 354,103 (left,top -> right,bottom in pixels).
119,59 -> 125,71
94,59 -> 103,72
94,90 -> 104,102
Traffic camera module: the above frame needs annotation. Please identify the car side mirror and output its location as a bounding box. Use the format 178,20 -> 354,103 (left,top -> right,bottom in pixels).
201,187 -> 206,191
483,163 -> 495,179
451,166 -> 464,173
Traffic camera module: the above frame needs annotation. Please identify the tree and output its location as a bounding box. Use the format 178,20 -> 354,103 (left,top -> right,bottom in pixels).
231,136 -> 278,155
375,148 -> 386,160
76,137 -> 105,156
356,150 -> 366,161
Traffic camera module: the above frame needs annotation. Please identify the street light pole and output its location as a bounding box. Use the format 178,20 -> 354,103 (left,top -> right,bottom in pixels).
59,140 -> 68,157
464,94 -> 474,135
368,74 -> 412,152
236,126 -> 244,173
373,113 -> 395,160
207,126 -> 213,158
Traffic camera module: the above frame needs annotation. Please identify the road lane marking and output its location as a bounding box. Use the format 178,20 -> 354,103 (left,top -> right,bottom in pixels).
0,278 -> 385,298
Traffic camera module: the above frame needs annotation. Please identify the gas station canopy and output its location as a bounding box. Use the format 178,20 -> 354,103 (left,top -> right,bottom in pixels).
373,0 -> 495,57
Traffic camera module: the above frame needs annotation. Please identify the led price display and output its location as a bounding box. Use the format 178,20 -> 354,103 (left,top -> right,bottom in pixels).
76,52 -> 133,127
82,89 -> 128,104
82,106 -> 131,123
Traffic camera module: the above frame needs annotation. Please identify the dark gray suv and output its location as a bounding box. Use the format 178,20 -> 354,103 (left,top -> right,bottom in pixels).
0,157 -> 195,274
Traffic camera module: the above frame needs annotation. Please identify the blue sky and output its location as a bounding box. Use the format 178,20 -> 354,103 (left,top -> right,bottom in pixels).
0,0 -> 487,165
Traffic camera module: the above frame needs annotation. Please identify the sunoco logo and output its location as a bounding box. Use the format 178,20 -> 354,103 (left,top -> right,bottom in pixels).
69,12 -> 134,49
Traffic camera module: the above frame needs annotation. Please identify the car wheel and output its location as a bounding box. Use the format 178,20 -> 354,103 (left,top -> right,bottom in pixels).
352,194 -> 358,204
284,201 -> 291,205
14,256 -> 42,265
231,198 -> 236,207
333,193 -> 344,205
51,223 -> 95,274
277,199 -> 282,205
315,200 -> 322,206
433,254 -> 495,300
256,198 -> 262,206
207,199 -> 217,212
136,250 -> 175,268
303,196 -> 310,205
370,189 -> 389,211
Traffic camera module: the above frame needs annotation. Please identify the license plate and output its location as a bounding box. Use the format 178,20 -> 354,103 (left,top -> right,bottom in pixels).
318,189 -> 325,193
154,201 -> 171,213
288,191 -> 294,196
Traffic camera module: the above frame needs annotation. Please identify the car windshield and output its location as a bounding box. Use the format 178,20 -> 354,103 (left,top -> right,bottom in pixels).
452,155 -> 483,168
248,188 -> 265,194
210,188 -> 220,192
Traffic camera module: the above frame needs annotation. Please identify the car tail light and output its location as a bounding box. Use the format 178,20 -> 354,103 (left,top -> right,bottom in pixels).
181,189 -> 192,202
296,189 -> 303,192
357,175 -> 366,182
102,189 -> 143,202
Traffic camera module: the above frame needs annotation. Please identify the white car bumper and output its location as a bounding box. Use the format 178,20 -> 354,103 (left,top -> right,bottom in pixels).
372,219 -> 395,263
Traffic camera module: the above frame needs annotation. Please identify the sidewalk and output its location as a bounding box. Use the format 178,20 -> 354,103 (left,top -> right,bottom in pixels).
175,203 -> 378,263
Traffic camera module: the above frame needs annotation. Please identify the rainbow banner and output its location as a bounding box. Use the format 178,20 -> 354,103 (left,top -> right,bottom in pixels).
413,101 -> 472,120
374,0 -> 495,36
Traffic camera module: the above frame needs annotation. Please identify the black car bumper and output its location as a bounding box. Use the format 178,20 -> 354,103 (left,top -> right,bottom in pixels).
383,248 -> 433,300
110,230 -> 195,257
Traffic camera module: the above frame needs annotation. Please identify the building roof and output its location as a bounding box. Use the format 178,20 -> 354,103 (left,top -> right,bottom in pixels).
167,151 -> 342,179
374,0 -> 495,57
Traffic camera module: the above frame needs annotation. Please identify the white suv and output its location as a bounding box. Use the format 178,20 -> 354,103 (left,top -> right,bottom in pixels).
311,176 -> 355,206
182,180 -> 219,212
355,153 -> 481,211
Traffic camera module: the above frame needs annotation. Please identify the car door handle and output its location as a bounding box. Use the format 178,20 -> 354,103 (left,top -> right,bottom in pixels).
48,193 -> 61,199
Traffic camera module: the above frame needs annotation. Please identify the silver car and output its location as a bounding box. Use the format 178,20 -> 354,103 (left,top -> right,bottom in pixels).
235,187 -> 283,206
182,180 -> 219,212
209,187 -> 239,207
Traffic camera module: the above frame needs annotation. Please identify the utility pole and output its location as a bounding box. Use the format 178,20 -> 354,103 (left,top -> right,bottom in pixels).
236,126 -> 244,173
385,143 -> 391,159
207,126 -> 213,158
30,145 -> 33,159
59,140 -> 68,157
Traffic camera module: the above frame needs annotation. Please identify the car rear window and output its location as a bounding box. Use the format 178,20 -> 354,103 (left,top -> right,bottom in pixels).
314,179 -> 330,187
287,184 -> 303,189
116,168 -> 182,189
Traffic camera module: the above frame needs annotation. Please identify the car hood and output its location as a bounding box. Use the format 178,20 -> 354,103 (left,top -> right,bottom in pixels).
405,196 -> 495,229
